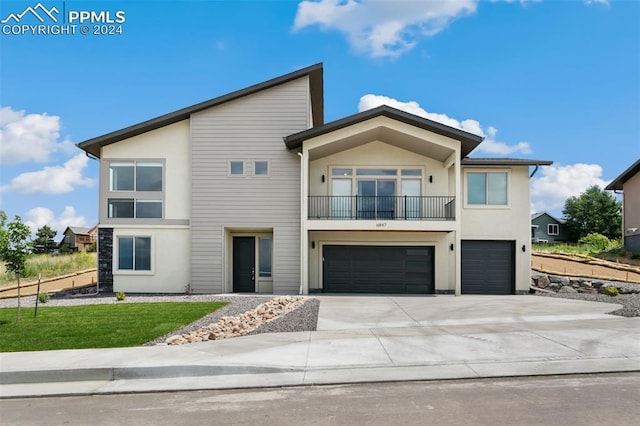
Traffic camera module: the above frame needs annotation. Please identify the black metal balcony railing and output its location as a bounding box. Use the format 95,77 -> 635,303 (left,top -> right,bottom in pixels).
308,196 -> 456,220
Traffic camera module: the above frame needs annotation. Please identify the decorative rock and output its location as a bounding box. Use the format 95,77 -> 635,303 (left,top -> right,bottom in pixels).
165,296 -> 308,345
550,276 -> 571,285
558,286 -> 578,294
535,275 -> 550,289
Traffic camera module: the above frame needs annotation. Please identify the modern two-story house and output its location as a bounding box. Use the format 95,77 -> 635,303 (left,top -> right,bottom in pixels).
78,63 -> 552,296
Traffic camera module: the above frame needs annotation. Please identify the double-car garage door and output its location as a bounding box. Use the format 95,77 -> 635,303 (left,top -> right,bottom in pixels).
323,245 -> 434,294
322,241 -> 515,295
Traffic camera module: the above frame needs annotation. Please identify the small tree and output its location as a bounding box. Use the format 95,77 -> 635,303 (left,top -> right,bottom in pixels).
32,225 -> 57,254
0,215 -> 32,322
563,185 -> 622,242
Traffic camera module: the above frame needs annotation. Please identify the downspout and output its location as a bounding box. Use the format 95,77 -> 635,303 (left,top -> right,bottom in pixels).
529,164 -> 540,178
298,151 -> 304,295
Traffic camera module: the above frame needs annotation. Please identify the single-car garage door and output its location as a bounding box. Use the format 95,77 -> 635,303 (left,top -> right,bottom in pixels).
461,240 -> 515,295
323,245 -> 434,294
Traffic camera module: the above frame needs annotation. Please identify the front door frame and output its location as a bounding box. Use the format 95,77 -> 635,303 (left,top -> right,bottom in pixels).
232,236 -> 255,292
227,229 -> 274,294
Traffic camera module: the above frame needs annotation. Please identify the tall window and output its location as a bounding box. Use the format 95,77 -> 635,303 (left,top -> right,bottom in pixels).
259,237 -> 272,277
118,236 -> 151,271
108,161 -> 163,219
467,172 -> 508,206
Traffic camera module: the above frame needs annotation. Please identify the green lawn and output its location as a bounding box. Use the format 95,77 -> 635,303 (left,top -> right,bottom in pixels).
0,302 -> 226,352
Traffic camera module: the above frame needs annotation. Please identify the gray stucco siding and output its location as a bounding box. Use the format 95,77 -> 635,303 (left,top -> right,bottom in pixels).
190,76 -> 310,294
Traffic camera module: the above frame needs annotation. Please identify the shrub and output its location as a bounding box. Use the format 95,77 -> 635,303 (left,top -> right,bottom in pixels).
605,286 -> 619,297
115,292 -> 126,301
579,233 -> 610,252
37,292 -> 49,304
86,242 -> 96,253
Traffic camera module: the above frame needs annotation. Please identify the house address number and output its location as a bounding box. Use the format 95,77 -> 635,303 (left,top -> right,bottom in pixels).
376,222 -> 387,228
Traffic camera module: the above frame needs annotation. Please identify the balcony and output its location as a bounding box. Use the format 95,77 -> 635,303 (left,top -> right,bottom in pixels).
308,196 -> 455,220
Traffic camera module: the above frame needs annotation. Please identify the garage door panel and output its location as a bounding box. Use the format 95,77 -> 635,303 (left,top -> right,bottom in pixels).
323,245 -> 434,294
462,240 -> 514,295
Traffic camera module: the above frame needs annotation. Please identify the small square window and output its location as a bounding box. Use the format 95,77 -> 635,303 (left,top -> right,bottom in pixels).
230,161 -> 244,176
254,161 -> 269,176
548,224 -> 559,235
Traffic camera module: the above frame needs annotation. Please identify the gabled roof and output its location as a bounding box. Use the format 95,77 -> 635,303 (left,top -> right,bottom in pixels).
283,105 -> 484,157
531,212 -> 565,224
64,226 -> 92,236
462,158 -> 553,166
77,63 -> 324,158
605,159 -> 640,190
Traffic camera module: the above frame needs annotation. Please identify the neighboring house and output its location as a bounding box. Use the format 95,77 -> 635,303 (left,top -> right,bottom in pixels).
531,212 -> 568,244
60,226 -> 97,252
606,159 -> 640,252
77,63 -> 552,296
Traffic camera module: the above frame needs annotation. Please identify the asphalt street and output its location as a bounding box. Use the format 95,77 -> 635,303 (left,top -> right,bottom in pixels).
2,373 -> 639,425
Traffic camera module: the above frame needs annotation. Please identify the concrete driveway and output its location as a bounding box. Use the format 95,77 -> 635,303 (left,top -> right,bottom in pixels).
316,295 -> 624,330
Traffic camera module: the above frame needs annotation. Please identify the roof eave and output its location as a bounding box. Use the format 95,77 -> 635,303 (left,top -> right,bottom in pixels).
605,159 -> 640,191
284,105 -> 484,156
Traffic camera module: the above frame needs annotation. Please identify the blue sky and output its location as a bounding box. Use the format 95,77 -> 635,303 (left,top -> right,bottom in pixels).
1,0 -> 638,237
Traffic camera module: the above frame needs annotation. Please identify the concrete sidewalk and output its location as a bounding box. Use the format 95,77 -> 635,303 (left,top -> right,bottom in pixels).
1,296 -> 639,398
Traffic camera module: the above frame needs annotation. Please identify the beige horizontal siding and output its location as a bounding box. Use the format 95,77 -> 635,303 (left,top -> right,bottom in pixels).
190,76 -> 309,294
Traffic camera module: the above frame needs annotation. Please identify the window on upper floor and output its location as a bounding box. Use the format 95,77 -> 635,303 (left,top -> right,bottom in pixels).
254,160 -> 269,176
107,161 -> 164,219
108,199 -> 162,219
110,162 -> 162,192
229,161 -> 245,176
466,172 -> 508,206
548,224 -> 559,235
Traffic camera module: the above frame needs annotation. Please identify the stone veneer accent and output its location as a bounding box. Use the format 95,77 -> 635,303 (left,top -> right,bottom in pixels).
98,227 -> 113,293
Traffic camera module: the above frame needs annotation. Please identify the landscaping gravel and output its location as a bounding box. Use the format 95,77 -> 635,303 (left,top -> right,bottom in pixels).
537,292 -> 640,318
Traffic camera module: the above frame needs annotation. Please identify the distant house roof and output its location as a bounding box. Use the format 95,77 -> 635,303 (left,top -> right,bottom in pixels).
77,63 -> 324,158
65,226 -> 92,236
284,105 -> 484,157
531,212 -> 565,224
605,159 -> 640,190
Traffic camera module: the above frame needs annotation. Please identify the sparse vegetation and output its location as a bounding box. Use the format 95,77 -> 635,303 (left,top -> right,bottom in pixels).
605,286 -> 619,297
37,292 -> 50,304
116,292 -> 126,301
0,252 -> 97,287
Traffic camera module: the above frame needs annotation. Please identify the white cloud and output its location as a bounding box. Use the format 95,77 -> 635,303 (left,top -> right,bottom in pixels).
293,0 -> 477,58
531,163 -> 609,214
24,206 -> 87,236
1,154 -> 94,195
585,0 -> 609,5
0,106 -> 75,164
358,94 -> 532,155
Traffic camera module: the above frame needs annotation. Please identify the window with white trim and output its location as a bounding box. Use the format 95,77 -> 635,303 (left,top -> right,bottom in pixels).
229,161 -> 245,176
548,223 -> 559,235
467,172 -> 508,206
254,160 -> 269,176
118,236 -> 151,271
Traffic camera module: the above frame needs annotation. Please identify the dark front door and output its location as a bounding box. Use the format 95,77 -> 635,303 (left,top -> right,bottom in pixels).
233,237 -> 255,292
323,245 -> 434,294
